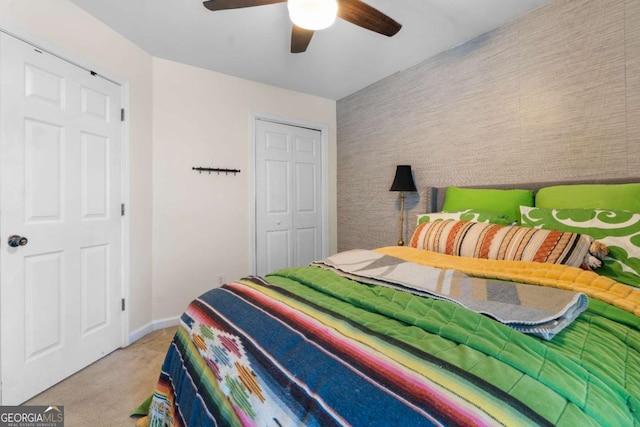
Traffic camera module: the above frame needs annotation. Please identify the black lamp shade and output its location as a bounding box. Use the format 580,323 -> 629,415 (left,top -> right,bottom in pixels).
389,165 -> 417,192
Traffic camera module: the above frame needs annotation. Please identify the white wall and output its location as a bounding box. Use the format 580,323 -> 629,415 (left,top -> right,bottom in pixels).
0,0 -> 154,333
152,58 -> 337,321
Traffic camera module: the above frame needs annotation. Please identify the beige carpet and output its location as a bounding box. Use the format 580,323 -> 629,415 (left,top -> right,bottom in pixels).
25,326 -> 178,427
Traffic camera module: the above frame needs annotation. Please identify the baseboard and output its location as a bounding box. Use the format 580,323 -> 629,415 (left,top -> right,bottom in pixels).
152,316 -> 181,331
128,322 -> 153,344
128,316 -> 181,344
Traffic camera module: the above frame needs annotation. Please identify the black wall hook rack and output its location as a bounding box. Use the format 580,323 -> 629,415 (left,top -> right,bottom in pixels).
192,167 -> 241,175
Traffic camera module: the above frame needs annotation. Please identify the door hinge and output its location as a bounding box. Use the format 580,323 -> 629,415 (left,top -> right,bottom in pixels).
121,203 -> 125,216
121,298 -> 126,311
121,108 -> 125,122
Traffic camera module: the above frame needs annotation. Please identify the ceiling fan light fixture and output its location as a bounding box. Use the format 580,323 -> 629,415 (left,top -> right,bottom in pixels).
287,0 -> 338,31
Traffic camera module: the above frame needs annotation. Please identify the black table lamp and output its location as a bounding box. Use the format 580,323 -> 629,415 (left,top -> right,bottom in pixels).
389,165 -> 417,246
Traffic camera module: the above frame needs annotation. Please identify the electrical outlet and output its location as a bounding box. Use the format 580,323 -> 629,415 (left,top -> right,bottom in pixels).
218,274 -> 225,286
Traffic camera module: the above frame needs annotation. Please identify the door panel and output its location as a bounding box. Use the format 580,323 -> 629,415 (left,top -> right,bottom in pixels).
255,120 -> 323,276
266,230 -> 290,273
295,162 -> 316,212
266,159 -> 290,215
24,119 -> 64,222
81,86 -> 110,121
24,251 -> 63,360
0,32 -> 123,404
81,132 -> 109,218
81,243 -> 110,334
25,63 -> 64,107
295,227 -> 317,267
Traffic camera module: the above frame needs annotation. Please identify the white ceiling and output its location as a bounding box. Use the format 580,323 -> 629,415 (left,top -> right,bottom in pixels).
69,0 -> 549,100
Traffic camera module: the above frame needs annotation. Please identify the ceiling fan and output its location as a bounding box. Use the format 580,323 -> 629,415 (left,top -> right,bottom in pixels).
202,0 -> 402,53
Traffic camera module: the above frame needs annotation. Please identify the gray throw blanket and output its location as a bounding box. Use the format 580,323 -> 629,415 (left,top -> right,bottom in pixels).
313,249 -> 588,340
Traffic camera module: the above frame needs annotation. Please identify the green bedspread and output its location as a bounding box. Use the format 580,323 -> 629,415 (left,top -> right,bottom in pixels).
265,261 -> 640,427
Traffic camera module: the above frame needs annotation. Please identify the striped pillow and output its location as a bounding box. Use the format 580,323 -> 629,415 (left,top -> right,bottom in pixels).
409,220 -> 592,268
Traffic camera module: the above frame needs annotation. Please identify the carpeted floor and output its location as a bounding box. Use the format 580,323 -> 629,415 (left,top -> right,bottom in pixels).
25,326 -> 178,427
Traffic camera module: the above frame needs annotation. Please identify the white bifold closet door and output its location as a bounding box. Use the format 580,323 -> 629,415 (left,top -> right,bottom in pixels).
254,119 -> 323,277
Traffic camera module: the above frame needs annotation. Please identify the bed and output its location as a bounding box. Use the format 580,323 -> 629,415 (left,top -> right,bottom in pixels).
145,179 -> 640,427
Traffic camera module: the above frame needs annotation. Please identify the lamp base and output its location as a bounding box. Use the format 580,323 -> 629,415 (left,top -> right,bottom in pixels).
397,191 -> 406,246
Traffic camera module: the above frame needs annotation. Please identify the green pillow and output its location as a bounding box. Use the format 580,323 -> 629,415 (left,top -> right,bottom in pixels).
520,206 -> 640,288
536,183 -> 640,212
442,187 -> 534,224
417,209 -> 516,226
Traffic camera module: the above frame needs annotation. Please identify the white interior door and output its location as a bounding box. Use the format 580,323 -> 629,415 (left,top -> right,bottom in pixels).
0,33 -> 123,404
255,119 -> 323,276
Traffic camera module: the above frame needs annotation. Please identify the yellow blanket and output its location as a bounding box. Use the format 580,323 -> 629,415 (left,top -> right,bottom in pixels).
375,246 -> 640,317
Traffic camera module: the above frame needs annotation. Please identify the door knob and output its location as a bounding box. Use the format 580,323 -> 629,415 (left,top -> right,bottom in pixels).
7,235 -> 28,247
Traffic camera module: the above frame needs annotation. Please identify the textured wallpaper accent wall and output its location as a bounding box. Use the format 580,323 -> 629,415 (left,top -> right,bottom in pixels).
337,0 -> 640,251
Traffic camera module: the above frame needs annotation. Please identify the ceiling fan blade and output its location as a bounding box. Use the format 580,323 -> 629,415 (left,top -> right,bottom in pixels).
337,0 -> 402,37
203,0 -> 285,12
291,25 -> 314,53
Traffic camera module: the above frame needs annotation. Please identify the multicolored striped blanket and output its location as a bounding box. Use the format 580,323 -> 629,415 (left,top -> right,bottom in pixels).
148,247 -> 640,426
